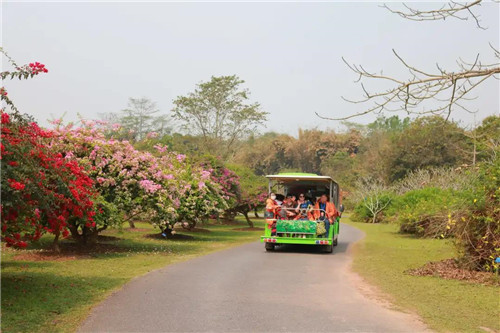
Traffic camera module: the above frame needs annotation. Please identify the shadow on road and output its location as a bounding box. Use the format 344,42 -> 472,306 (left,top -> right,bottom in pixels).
266,240 -> 350,255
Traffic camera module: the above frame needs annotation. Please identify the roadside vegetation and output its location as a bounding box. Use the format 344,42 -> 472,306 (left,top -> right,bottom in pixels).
344,218 -> 499,333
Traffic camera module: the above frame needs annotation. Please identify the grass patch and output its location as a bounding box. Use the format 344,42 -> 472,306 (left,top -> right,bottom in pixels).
344,217 -> 500,333
1,218 -> 264,333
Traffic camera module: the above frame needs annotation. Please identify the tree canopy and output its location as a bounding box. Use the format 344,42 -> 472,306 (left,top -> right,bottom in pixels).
172,75 -> 268,157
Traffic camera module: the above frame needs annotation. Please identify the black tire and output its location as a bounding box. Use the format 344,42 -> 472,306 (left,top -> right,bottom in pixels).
324,244 -> 333,253
332,238 -> 338,246
265,243 -> 275,251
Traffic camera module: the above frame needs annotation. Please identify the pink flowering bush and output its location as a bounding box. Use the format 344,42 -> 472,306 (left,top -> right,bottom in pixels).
50,121 -> 230,238
199,158 -> 267,227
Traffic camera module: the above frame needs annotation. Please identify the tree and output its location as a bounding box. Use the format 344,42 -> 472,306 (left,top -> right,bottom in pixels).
225,164 -> 267,227
473,115 -> 500,161
367,115 -> 410,133
0,49 -> 98,251
172,75 -> 268,157
317,1 -> 499,121
101,97 -> 172,141
1,112 -> 97,251
353,177 -> 392,223
388,116 -> 470,181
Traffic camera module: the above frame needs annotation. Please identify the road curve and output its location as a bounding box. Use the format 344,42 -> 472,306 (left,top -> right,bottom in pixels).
79,224 -> 430,332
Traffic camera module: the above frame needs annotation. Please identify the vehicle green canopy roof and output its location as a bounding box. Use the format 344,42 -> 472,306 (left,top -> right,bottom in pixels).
266,173 -> 335,183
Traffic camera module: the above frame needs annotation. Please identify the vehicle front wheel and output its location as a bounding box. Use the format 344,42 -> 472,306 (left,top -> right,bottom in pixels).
265,243 -> 275,251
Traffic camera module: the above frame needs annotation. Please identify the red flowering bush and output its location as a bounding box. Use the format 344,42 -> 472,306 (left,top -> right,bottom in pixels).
1,111 -> 98,249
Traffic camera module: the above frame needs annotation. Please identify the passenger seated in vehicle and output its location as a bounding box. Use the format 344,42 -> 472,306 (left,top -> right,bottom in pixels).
280,196 -> 297,219
265,193 -> 280,218
313,194 -> 338,237
275,194 -> 285,206
294,193 -> 313,220
265,193 -> 280,235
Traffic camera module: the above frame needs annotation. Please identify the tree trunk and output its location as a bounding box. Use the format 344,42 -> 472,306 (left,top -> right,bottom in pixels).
52,232 -> 60,253
68,224 -> 81,242
223,210 -> 236,224
128,220 -> 136,229
254,208 -> 260,218
243,211 -> 254,228
67,224 -> 100,246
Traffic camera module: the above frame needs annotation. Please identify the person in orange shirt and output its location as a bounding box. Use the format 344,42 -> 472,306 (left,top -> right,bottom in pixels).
265,193 -> 280,235
313,194 -> 338,237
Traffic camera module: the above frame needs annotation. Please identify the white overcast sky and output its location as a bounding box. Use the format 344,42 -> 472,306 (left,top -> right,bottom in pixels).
2,1 -> 499,133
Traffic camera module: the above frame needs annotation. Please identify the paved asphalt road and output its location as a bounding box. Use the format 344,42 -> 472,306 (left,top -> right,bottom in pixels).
80,224 -> 430,333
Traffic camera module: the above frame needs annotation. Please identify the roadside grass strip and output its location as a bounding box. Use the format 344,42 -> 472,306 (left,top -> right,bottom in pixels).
344,218 -> 500,333
1,219 -> 264,333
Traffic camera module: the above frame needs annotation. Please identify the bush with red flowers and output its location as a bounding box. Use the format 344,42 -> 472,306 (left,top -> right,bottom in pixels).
1,111 -> 98,250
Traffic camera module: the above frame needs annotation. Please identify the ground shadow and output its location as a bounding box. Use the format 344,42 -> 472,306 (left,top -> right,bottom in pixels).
269,240 -> 350,255
144,233 -> 195,241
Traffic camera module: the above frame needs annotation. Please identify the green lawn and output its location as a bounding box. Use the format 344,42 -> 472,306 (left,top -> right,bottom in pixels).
344,217 -> 500,333
1,218 -> 264,333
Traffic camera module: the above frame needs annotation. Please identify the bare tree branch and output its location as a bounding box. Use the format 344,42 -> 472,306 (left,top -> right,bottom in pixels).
318,49 -> 499,121
381,0 -> 486,29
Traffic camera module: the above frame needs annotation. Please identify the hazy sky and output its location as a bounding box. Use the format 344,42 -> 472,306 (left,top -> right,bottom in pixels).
2,1 -> 499,133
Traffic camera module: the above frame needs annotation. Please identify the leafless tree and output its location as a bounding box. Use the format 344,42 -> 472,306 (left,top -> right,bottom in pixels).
353,177 -> 392,223
317,1 -> 499,121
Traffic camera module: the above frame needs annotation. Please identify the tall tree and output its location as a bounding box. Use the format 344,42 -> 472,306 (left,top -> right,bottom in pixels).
120,97 -> 170,140
388,116 -> 470,181
101,97 -> 172,141
172,75 -> 268,156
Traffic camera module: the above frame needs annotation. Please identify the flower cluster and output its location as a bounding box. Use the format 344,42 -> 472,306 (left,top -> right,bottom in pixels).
27,62 -> 48,75
1,111 -> 97,248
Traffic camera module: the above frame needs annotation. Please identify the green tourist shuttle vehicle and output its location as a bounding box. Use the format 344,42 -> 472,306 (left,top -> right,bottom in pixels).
260,173 -> 343,253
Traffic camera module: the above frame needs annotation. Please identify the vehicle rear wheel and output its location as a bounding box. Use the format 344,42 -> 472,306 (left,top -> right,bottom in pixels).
324,244 -> 333,253
332,238 -> 338,246
265,243 -> 275,251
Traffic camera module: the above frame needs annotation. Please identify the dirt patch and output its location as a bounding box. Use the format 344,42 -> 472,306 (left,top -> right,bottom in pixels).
173,228 -> 211,233
232,227 -> 264,231
12,242 -> 125,262
407,259 -> 500,286
145,233 -> 195,241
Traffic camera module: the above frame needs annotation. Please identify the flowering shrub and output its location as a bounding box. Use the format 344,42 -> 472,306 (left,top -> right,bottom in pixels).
50,122 -> 230,237
1,112 -> 97,249
210,163 -> 267,227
